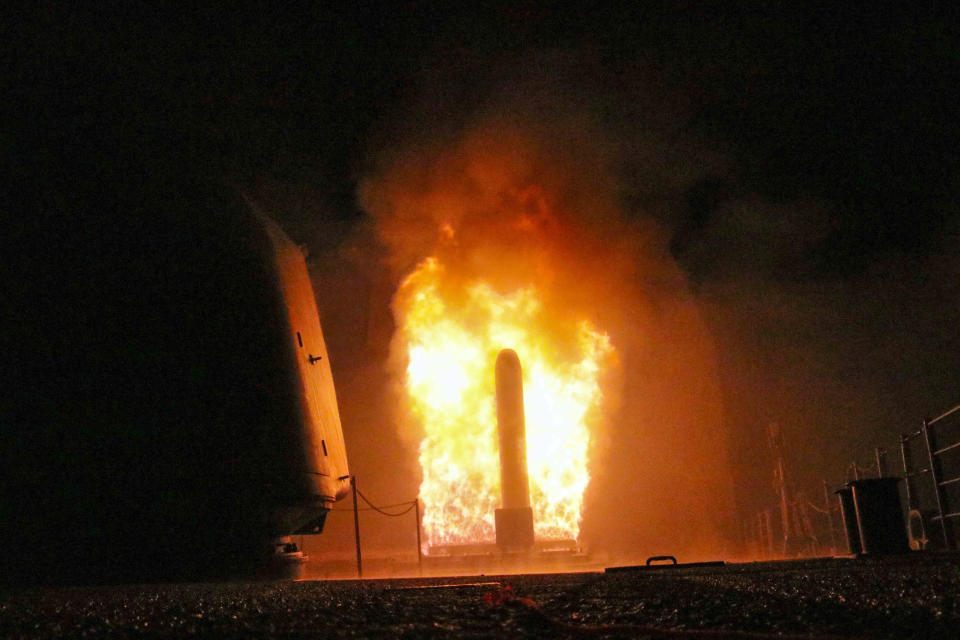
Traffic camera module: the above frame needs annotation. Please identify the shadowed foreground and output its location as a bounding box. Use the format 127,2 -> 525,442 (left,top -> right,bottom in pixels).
1,556 -> 957,638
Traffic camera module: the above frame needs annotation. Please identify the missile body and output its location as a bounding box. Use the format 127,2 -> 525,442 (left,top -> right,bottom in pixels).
496,349 -> 531,509
494,349 -> 535,550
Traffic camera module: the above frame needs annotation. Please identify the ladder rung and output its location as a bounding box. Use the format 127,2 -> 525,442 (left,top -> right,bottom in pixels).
931,512 -> 960,521
934,440 -> 960,456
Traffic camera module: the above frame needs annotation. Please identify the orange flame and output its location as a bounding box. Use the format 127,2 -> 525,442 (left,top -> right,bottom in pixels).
394,256 -> 614,550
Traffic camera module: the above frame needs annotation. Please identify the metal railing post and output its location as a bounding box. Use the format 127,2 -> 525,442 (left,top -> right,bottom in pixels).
351,475 -> 363,578
921,418 -> 951,548
822,479 -> 837,555
900,434 -> 914,511
414,498 -> 423,576
875,447 -> 887,478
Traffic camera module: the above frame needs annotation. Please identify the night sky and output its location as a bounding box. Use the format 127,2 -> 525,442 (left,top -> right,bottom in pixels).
6,3 -> 960,557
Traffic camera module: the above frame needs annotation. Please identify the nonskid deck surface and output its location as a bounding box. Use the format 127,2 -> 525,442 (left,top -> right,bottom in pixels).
2,555 -> 958,638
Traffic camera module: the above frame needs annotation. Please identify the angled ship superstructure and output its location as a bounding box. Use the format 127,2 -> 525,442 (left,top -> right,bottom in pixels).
2,182 -> 350,584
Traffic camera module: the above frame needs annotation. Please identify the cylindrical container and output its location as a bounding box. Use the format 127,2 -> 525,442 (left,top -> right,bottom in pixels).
835,487 -> 862,555
851,477 -> 909,555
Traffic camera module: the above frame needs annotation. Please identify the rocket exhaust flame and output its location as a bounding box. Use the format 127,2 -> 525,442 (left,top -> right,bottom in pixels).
361,99 -> 735,562
393,257 -> 614,551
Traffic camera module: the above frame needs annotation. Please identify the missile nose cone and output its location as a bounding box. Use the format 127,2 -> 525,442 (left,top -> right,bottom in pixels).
496,348 -> 520,367
495,349 -> 522,388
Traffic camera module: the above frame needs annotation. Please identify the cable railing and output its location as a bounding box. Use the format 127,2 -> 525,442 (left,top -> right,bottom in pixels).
744,401 -> 960,558
325,476 -> 422,578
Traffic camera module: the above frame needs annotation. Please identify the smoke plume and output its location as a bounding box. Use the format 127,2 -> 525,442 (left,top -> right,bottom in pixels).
356,55 -> 736,560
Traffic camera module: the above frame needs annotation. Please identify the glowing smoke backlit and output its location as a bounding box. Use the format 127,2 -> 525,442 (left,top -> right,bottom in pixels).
360,98 -> 734,561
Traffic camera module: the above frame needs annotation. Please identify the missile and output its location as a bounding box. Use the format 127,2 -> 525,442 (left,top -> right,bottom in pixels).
494,349 -> 535,550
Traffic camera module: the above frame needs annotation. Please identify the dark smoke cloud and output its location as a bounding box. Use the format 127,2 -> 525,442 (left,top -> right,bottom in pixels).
348,51 -> 738,560
687,210 -> 960,521
309,44 -> 960,563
